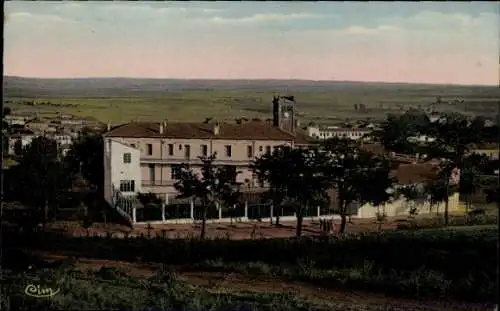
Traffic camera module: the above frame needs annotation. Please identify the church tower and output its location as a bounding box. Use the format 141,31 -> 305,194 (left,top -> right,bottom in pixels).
272,95 -> 296,133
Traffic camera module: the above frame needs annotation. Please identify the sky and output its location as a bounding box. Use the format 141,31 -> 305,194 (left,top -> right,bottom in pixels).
4,1 -> 500,85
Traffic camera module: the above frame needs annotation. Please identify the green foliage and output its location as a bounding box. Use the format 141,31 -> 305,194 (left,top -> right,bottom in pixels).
322,138 -> 393,232
3,226 -> 497,304
252,146 -> 332,236
8,136 -> 72,229
372,112 -> 429,154
64,127 -> 104,193
174,153 -> 242,239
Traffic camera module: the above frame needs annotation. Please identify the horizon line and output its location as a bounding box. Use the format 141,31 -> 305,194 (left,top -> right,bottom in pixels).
4,75 -> 498,88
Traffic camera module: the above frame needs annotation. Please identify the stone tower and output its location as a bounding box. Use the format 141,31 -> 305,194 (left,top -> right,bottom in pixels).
272,95 -> 296,133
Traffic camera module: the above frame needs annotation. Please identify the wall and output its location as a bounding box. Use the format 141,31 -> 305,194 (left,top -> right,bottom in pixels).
105,138 -> 142,198
103,142 -> 112,206
356,192 -> 460,218
113,136 -> 292,197
114,137 -> 293,163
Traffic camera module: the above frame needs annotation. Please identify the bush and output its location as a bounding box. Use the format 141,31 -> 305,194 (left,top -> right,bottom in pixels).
3,226 -> 497,302
396,214 -> 498,230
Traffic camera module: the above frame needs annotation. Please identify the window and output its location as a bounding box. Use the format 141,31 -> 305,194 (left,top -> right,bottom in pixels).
130,143 -> 136,148
184,144 -> 191,158
146,144 -> 153,155
201,144 -> 208,157
168,144 -> 174,156
123,153 -> 131,164
273,146 -> 280,152
148,164 -> 155,184
119,180 -> 135,192
259,146 -> 263,152
247,145 -> 253,158
171,165 -> 182,180
225,145 -> 232,157
265,146 -> 271,154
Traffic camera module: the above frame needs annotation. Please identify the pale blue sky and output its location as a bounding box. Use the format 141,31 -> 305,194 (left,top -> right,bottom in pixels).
5,1 -> 499,85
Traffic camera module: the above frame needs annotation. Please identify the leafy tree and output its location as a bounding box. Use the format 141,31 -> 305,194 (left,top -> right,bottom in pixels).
2,107 -> 11,153
398,184 -> 427,218
425,171 -> 449,216
459,165 -> 482,219
423,113 -> 479,225
252,147 -> 331,237
174,153 -> 241,239
372,112 -> 430,154
251,149 -> 289,226
14,136 -> 72,231
322,138 -> 393,233
65,127 -> 104,195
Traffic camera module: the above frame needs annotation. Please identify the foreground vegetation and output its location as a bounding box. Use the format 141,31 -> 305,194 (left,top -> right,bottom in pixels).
1,267 -> 329,311
4,225 -> 498,304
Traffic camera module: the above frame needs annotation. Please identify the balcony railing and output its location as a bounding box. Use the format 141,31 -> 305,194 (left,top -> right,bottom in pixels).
142,180 -> 175,187
140,157 -> 253,166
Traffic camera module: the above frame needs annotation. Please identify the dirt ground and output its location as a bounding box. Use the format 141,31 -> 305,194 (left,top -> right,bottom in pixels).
38,253 -> 494,311
48,216 -> 417,239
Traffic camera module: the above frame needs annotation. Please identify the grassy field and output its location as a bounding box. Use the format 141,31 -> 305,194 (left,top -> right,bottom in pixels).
4,77 -> 500,124
2,224 -> 497,310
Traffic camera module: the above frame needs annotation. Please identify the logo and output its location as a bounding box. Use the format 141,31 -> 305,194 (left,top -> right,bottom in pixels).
24,283 -> 60,298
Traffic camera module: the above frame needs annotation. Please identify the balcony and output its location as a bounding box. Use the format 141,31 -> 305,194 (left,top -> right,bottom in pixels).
140,157 -> 253,166
142,180 -> 175,187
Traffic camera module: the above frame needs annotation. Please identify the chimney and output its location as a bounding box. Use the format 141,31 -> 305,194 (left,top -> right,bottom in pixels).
213,122 -> 220,135
160,119 -> 167,134
106,123 -> 111,132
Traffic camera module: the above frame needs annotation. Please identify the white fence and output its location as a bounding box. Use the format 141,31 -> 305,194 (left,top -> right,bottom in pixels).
123,193 -> 461,225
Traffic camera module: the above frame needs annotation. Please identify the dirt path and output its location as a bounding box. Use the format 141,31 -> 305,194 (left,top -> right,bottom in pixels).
36,253 -> 493,311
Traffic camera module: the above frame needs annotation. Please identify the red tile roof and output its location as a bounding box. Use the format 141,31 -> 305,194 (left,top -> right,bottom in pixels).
104,121 -> 299,141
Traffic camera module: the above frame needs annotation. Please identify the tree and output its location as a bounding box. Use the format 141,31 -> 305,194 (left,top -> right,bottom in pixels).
423,113 -> 479,225
174,153 -> 241,239
321,138 -> 393,233
14,136 -> 72,231
251,150 -> 289,226
64,127 -> 104,195
2,107 -> 11,153
398,184 -> 427,218
372,112 -> 430,154
459,165 -> 482,219
252,147 -> 331,237
425,171 -> 449,217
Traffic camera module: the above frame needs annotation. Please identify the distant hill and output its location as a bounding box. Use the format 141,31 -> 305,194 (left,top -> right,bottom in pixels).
3,76 -> 499,98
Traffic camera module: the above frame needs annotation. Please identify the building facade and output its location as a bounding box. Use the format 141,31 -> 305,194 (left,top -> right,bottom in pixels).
307,125 -> 372,141
102,117 -> 310,209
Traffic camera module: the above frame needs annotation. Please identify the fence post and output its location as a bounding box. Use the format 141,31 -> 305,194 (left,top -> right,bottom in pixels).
190,200 -> 194,219
270,204 -> 274,219
132,207 -> 137,224
218,203 -> 222,219
244,201 -> 248,218
161,204 -> 165,222
317,205 -> 320,218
